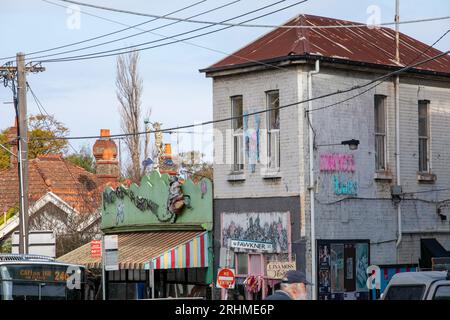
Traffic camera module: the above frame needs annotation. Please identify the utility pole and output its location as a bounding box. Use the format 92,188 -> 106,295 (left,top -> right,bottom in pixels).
0,53 -> 45,254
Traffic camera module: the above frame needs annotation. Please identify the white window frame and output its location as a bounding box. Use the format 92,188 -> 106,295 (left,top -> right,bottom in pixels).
231,95 -> 244,173
418,100 -> 430,173
374,95 -> 387,172
266,90 -> 280,171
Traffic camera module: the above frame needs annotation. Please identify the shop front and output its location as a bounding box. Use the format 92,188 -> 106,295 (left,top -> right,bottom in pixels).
58,171 -> 213,300
316,239 -> 370,300
219,211 -> 293,300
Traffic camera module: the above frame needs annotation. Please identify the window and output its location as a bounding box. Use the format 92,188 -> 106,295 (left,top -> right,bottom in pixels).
433,285 -> 450,300
418,100 -> 430,172
374,95 -> 387,171
266,91 -> 280,170
236,253 -> 248,275
231,96 -> 244,172
384,285 -> 425,300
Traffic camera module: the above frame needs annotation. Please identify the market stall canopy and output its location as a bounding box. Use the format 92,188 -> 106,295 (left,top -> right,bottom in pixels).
57,231 -> 206,269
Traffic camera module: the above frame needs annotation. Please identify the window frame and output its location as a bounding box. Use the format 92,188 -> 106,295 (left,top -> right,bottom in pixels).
231,95 -> 244,173
432,284 -> 450,300
418,100 -> 431,173
374,95 -> 387,172
266,90 -> 280,171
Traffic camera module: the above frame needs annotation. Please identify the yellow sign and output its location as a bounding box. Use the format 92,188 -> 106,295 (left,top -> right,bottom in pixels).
266,261 -> 296,279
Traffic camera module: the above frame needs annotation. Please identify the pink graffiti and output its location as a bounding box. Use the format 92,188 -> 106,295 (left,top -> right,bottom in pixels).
320,153 -> 355,172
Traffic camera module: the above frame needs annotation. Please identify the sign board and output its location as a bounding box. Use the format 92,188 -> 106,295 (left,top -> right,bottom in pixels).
230,239 -> 273,252
90,240 -> 101,258
12,231 -> 56,258
103,235 -> 119,271
216,268 -> 235,289
266,261 -> 296,279
432,257 -> 450,271
104,235 -> 118,250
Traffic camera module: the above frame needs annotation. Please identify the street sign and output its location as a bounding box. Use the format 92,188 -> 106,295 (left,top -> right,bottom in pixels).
216,268 -> 235,289
230,239 -> 273,251
266,261 -> 296,279
104,235 -> 119,271
90,240 -> 101,258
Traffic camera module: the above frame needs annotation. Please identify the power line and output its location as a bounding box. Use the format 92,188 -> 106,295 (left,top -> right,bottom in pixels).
34,0 -> 290,71
29,50 -> 449,141
58,0 -> 450,30
0,0 -> 208,61
25,0 -> 242,61
38,0 -> 307,63
27,82 -> 78,154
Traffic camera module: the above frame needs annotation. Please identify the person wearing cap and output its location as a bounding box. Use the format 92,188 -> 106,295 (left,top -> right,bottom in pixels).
264,270 -> 310,300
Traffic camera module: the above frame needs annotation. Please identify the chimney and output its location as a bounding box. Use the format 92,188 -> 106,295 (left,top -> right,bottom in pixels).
7,121 -> 18,168
93,129 -> 119,185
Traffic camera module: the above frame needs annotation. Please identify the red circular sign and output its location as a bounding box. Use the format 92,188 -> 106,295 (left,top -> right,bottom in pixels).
217,268 -> 235,289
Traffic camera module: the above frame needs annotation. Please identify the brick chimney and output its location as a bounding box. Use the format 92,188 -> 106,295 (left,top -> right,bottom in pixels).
93,129 -> 119,185
7,121 -> 18,168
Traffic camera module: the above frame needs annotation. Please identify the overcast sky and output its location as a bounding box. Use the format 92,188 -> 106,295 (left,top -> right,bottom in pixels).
0,0 -> 449,161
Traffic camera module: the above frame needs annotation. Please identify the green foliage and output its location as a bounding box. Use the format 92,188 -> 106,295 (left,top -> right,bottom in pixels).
0,130 -> 9,170
65,145 -> 96,173
0,205 -> 19,227
0,237 -> 12,253
0,114 -> 69,170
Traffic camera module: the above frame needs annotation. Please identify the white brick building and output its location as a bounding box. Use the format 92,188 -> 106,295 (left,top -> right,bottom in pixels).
201,14 -> 450,300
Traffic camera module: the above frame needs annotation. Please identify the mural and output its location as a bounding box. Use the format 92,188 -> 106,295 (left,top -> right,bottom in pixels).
102,171 -> 213,230
221,212 -> 289,253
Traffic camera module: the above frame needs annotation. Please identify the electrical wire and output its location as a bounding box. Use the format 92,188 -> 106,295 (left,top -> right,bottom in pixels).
57,0 -> 450,30
25,0 -> 242,61
28,50 -> 449,141
33,0 -> 290,71
0,0 -> 208,61
38,0 -> 307,63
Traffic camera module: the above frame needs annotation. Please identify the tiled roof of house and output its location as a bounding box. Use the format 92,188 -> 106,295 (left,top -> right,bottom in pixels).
203,14 -> 450,75
0,154 -> 114,213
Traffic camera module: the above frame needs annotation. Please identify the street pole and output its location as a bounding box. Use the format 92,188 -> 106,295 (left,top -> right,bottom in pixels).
16,52 -> 29,255
102,235 -> 106,300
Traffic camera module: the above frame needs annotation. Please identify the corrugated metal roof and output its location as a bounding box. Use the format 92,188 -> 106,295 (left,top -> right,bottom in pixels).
203,14 -> 450,74
57,231 -> 204,269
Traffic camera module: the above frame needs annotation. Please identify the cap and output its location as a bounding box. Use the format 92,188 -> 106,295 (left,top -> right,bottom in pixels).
281,270 -> 312,285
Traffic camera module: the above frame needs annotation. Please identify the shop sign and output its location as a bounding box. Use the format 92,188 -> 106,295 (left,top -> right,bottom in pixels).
216,268 -> 235,289
104,235 -> 119,271
266,261 -> 296,279
90,240 -> 101,258
230,239 -> 273,251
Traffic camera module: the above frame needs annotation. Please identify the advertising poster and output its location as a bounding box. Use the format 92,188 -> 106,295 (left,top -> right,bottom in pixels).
330,244 -> 344,293
318,244 -> 331,294
356,243 -> 369,291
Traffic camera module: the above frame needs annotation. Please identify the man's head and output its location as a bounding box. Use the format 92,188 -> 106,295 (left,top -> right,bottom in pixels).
280,270 -> 311,300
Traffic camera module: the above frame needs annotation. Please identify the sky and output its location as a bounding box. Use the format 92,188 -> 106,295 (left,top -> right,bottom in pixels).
0,0 -> 449,162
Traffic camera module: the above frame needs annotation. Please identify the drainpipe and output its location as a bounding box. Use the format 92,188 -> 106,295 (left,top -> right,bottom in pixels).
308,60 -> 320,299
395,0 -> 402,251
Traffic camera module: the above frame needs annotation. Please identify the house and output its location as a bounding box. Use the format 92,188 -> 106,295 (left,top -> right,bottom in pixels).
0,128 -> 120,256
200,14 -> 450,300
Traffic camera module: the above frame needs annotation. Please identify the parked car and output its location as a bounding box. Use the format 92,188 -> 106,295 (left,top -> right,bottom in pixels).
382,270 -> 450,300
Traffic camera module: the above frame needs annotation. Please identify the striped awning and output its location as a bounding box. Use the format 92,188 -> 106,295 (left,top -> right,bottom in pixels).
58,231 -> 208,270
146,231 -> 209,270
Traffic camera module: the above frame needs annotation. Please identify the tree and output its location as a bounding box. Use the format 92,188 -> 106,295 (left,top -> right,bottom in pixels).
0,114 -> 69,170
116,50 -> 150,182
178,151 -> 213,182
65,145 -> 96,173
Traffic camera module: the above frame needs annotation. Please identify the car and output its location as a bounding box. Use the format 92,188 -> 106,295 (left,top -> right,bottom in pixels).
381,270 -> 450,300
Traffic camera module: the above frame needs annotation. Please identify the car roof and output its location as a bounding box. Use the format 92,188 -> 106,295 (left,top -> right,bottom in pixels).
388,271 -> 448,286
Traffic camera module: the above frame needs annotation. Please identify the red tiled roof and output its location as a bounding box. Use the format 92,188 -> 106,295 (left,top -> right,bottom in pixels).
0,154 -> 103,213
204,14 -> 450,75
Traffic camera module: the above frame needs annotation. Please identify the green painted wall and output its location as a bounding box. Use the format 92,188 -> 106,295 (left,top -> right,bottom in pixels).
101,171 -> 213,233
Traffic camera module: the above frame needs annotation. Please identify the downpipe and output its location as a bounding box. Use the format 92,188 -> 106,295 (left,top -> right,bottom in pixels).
394,74 -> 402,250
308,60 -> 320,299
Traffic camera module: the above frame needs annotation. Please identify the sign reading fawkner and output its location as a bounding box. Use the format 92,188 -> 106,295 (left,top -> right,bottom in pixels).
230,239 -> 273,251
